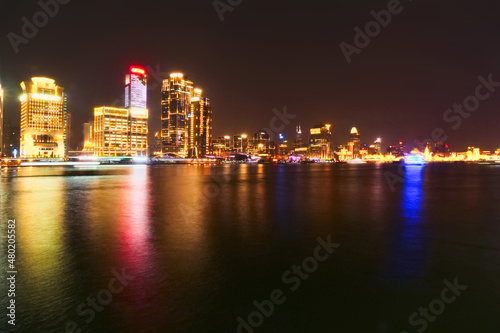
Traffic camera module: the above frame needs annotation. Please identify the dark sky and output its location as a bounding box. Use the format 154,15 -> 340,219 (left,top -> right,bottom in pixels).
2,0 -> 500,151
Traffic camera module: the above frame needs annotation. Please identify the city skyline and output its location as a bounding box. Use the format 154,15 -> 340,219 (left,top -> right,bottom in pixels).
3,70 -> 500,158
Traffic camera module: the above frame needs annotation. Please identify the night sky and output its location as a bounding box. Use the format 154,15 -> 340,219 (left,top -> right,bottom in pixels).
2,0 -> 500,150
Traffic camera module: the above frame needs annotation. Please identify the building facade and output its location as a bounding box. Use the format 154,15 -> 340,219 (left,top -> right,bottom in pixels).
161,73 -> 212,157
93,67 -> 149,157
161,73 -> 193,156
309,123 -> 332,159
20,77 -> 67,158
188,88 -> 212,157
347,126 -> 360,159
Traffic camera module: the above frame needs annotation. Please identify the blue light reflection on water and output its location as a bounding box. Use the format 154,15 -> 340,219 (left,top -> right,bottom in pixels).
383,165 -> 427,287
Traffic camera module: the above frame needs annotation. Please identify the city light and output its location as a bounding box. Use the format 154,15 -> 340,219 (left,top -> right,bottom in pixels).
130,67 -> 146,75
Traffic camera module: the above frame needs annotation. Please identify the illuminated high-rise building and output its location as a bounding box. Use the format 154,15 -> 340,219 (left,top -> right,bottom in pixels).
294,124 -> 303,148
0,84 -> 3,156
93,67 -> 148,157
125,67 -> 147,109
82,121 -> 94,152
20,77 -> 67,157
161,73 -> 193,156
347,126 -> 360,159
161,73 -> 213,157
309,123 -> 332,159
188,88 -> 213,157
94,107 -> 130,156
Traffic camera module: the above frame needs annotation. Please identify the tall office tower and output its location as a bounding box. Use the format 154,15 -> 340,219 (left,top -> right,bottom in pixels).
161,73 -> 194,156
294,124 -> 303,148
348,126 -> 360,158
188,88 -> 213,157
20,77 -> 67,158
93,107 -> 131,156
93,67 -> 148,157
125,67 -> 147,109
374,138 -> 381,154
125,67 -> 149,156
309,123 -> 332,159
0,84 -> 3,156
82,121 -> 94,152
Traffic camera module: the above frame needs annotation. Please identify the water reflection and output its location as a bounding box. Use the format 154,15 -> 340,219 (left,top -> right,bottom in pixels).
14,175 -> 72,326
384,165 -> 427,287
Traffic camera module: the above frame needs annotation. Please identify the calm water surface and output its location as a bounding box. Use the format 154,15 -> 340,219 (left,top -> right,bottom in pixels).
1,163 -> 500,333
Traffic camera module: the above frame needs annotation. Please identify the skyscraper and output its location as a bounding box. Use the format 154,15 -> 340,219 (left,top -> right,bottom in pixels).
188,88 -> 212,157
294,124 -> 303,148
93,67 -> 148,157
125,67 -> 147,109
309,123 -> 332,159
161,73 -> 193,156
94,107 -> 131,156
82,121 -> 94,152
161,73 -> 213,157
347,126 -> 360,159
20,77 -> 67,158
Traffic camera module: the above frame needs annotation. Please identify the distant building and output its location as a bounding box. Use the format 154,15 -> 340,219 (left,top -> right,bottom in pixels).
150,131 -> 162,156
293,125 -> 303,148
309,123 -> 332,159
2,123 -> 19,157
93,106 -> 148,156
233,134 -> 249,153
251,130 -> 271,155
161,73 -> 193,156
20,77 -> 67,158
161,74 -> 212,157
346,126 -> 360,159
93,67 -> 149,157
397,141 -> 405,156
125,67 -> 148,109
82,121 -> 94,152
188,88 -> 213,157
434,141 -> 450,156
212,136 -> 231,155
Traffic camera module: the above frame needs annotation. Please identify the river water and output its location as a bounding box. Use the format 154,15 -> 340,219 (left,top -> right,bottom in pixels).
1,163 -> 499,333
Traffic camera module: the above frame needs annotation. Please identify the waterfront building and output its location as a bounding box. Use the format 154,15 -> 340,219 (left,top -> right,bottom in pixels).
82,121 -> 94,153
93,67 -> 149,157
188,88 -> 213,157
212,136 -> 231,156
309,123 -> 332,159
347,126 -> 360,159
20,77 -> 67,158
233,134 -> 249,153
294,125 -> 303,148
161,74 -> 212,157
161,73 -> 193,156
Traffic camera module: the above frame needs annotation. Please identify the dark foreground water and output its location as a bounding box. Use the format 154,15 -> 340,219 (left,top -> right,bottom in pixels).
1,163 -> 500,333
